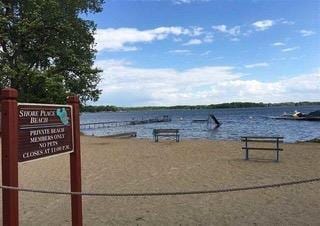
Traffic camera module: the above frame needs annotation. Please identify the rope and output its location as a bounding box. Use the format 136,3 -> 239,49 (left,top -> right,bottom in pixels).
0,177 -> 319,197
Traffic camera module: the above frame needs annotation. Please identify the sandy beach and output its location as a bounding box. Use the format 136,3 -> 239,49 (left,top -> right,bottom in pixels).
0,136 -> 320,225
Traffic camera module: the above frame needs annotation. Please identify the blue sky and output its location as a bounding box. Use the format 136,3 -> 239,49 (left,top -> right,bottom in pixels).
85,0 -> 320,106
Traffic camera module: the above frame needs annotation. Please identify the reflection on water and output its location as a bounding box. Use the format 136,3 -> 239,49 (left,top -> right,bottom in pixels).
80,105 -> 320,143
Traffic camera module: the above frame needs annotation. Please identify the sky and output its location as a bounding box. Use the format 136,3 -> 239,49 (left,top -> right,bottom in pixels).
85,0 -> 320,106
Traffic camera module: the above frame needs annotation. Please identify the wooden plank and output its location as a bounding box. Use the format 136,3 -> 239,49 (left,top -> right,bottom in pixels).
242,147 -> 283,151
192,119 -> 208,122
101,132 -> 137,138
154,129 -> 179,131
156,134 -> 178,136
241,136 -> 284,139
1,88 -> 19,226
153,129 -> 179,134
241,139 -> 284,143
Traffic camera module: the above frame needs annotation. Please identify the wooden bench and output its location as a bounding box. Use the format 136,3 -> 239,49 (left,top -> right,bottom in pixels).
153,129 -> 180,142
241,136 -> 284,162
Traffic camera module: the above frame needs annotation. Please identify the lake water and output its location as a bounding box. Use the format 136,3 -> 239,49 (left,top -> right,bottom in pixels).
80,105 -> 320,143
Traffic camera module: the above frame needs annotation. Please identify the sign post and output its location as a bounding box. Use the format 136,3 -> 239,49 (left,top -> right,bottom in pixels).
1,88 -> 82,225
1,88 -> 19,226
67,96 -> 83,226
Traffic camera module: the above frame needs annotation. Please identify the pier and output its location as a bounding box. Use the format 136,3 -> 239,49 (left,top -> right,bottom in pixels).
99,132 -> 137,138
80,115 -> 171,130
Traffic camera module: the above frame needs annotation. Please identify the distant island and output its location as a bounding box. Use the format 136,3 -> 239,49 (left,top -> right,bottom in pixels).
81,101 -> 320,113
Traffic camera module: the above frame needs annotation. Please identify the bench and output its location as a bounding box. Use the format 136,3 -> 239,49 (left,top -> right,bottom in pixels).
241,136 -> 284,162
153,129 -> 180,142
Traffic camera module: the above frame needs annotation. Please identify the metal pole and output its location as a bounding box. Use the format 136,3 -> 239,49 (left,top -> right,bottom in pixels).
1,88 -> 19,226
276,138 -> 279,162
245,137 -> 249,160
67,96 -> 83,226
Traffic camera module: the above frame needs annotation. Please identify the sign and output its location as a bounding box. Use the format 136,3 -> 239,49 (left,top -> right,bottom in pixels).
18,104 -> 73,162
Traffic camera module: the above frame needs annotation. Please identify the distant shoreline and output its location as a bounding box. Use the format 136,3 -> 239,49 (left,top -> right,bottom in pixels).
81,102 -> 320,113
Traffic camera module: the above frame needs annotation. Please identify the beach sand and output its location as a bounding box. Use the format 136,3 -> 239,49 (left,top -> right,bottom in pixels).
0,136 -> 320,225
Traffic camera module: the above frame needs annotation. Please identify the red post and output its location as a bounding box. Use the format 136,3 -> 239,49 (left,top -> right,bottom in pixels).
67,96 -> 83,226
1,88 -> 19,226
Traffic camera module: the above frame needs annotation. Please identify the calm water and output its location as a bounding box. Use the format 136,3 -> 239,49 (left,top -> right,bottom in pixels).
80,106 -> 320,143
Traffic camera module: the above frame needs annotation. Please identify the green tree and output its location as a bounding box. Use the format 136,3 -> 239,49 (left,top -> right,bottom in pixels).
0,0 -> 104,103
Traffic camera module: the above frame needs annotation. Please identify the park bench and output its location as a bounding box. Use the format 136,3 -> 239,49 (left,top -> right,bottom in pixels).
241,136 -> 284,162
153,129 -> 180,142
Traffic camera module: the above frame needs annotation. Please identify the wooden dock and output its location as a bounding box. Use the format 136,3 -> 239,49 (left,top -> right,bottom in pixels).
192,119 -> 208,123
80,115 -> 171,130
80,121 -> 130,130
99,132 -> 137,138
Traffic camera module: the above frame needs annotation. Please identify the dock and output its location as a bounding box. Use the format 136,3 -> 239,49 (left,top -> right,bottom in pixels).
80,115 -> 171,130
192,119 -> 208,123
99,132 -> 137,138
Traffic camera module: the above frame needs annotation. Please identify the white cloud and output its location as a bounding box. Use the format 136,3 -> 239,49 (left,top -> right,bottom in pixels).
252,20 -> 274,31
211,56 -> 224,60
213,70 -> 320,103
230,37 -> 240,42
212,25 -> 227,32
282,46 -> 299,52
183,39 -> 202,46
244,62 -> 269,68
190,26 -> 204,36
169,49 -> 191,54
278,19 -> 295,25
173,37 -> 183,42
272,42 -> 285,46
98,59 -> 132,67
227,26 -> 241,36
299,30 -> 316,37
203,34 -> 214,43
172,0 -> 210,4
95,27 -> 193,51
95,60 -> 320,106
96,60 -> 241,105
201,50 -> 211,56
211,18 -> 291,40
212,25 -> 241,36
173,0 -> 193,3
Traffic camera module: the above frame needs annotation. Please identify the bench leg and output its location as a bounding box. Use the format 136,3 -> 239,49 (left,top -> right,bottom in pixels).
245,149 -> 249,160
244,139 -> 249,160
176,135 -> 179,142
276,140 -> 280,162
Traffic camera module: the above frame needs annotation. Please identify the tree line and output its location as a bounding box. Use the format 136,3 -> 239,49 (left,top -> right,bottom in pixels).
81,101 -> 320,112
